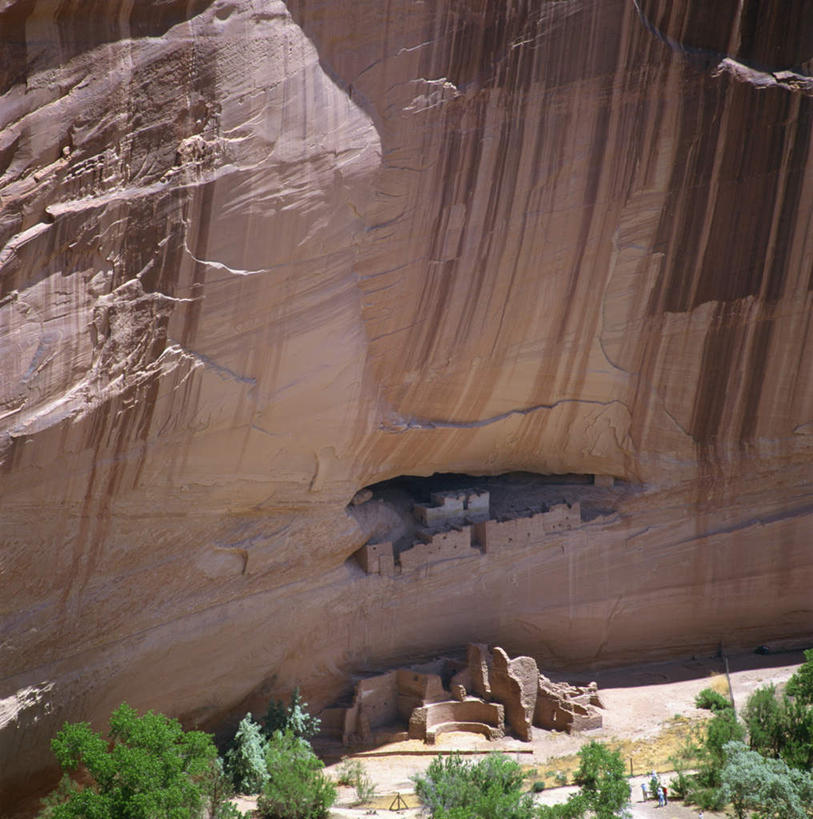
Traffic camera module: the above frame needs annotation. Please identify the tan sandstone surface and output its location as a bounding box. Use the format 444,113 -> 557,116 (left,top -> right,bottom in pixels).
1,0 -> 812,811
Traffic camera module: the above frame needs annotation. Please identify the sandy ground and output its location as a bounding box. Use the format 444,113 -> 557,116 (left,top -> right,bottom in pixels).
309,649 -> 806,818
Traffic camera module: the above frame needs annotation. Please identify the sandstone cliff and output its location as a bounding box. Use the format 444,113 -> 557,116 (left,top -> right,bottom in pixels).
1,0 -> 811,811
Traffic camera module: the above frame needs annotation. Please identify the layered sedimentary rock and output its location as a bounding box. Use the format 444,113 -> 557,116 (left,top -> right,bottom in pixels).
1,0 -> 812,811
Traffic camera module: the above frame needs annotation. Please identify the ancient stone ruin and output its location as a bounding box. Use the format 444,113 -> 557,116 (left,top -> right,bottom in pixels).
320,643 -> 603,746
353,486 -> 585,577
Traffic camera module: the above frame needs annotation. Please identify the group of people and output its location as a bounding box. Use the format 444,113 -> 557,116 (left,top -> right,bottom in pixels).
640,771 -> 668,807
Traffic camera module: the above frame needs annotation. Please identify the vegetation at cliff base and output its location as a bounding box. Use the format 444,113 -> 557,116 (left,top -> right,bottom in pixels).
412,743 -> 629,818
37,702 -> 236,819
37,690 -> 335,819
672,649 -> 813,816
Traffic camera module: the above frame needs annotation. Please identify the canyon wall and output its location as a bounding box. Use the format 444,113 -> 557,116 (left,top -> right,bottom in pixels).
1,0 -> 812,810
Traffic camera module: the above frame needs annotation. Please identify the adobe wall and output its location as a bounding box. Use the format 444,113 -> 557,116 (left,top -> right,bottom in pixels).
395,669 -> 445,721
355,541 -> 395,576
413,489 -> 490,528
476,503 -> 580,553
408,699 -> 504,739
425,721 -> 501,743
477,513 -> 547,553
543,502 -> 581,533
354,496 -> 585,579
342,671 -> 399,741
489,648 -> 538,741
399,527 -> 478,571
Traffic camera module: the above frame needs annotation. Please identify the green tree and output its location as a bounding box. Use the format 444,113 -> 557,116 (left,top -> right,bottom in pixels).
743,684 -> 784,758
224,713 -> 269,794
719,741 -> 813,819
38,703 -> 223,819
697,709 -> 746,788
412,753 -> 539,819
571,741 -> 630,818
786,649 -> 813,705
778,695 -> 813,771
742,682 -> 813,770
257,731 -> 336,819
263,688 -> 320,741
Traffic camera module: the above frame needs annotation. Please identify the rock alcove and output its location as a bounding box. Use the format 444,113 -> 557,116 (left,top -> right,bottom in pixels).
346,471 -> 625,575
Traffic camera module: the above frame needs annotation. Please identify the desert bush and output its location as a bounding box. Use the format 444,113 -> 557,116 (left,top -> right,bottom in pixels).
719,740 -> 813,819
350,768 -> 376,806
333,757 -> 376,805
335,757 -> 363,786
532,780 -> 546,793
257,731 -> 336,819
694,687 -> 732,714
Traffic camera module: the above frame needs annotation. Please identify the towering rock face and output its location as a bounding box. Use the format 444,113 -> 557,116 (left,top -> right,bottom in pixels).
1,0 -> 811,810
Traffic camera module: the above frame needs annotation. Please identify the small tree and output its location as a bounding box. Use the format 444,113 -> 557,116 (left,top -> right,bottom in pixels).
572,741 -> 630,819
263,688 -> 320,741
38,703 -> 223,819
786,648 -> 813,705
742,682 -> 813,770
224,713 -> 269,794
257,731 -> 336,819
743,684 -> 784,758
696,709 -> 746,788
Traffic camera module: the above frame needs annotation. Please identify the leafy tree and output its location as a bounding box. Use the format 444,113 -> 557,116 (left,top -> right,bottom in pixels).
786,649 -> 813,705
719,741 -> 813,819
38,703 -> 224,819
697,709 -> 746,788
263,688 -> 320,741
257,731 -> 336,819
224,713 -> 269,794
743,684 -> 784,758
743,682 -> 813,770
412,753 -> 538,819
571,741 -> 630,818
777,694 -> 813,771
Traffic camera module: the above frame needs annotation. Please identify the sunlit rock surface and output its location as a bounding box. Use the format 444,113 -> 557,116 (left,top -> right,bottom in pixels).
1,0 -> 812,810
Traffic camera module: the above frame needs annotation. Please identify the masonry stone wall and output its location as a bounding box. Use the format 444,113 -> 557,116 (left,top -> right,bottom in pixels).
355,491 -> 584,576
414,489 -> 490,528
399,527 -> 478,571
543,502 -> 581,533
408,699 -> 504,741
355,541 -> 395,575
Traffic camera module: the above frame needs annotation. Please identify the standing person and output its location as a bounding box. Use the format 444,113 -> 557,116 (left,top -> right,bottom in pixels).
698,812 -> 703,819
662,784 -> 668,805
657,786 -> 665,807
641,782 -> 648,801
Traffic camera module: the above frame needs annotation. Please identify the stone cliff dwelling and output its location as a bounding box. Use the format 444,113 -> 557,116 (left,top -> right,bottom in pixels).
348,472 -> 622,577
319,643 -> 603,746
